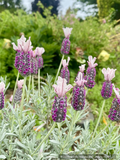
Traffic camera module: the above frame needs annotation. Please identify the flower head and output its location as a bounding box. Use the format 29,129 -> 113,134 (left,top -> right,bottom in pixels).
35,47 -> 45,56
62,57 -> 70,68
87,56 -> 98,68
30,50 -> 37,58
75,72 -> 87,87
52,77 -> 73,97
102,68 -> 116,81
0,82 -> 5,93
22,37 -> 33,54
12,35 -> 33,53
63,27 -> 73,38
17,80 -> 24,89
79,64 -> 85,72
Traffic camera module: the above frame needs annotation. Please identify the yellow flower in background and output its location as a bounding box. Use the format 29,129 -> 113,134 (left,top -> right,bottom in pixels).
98,50 -> 110,61
103,116 -> 107,125
3,39 -> 11,49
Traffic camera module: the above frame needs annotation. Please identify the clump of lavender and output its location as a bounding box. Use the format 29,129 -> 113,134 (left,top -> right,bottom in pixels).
71,72 -> 87,111
108,86 -> 120,122
101,68 -> 116,99
61,27 -> 72,55
14,79 -> 24,104
84,56 -> 98,89
35,47 -> 45,69
30,50 -> 38,75
0,82 -> 5,110
12,35 -> 33,77
60,57 -> 70,84
52,77 -> 73,122
75,64 -> 86,81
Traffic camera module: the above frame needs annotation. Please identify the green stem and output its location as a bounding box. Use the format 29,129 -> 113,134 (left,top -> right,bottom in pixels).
86,88 -> 88,95
38,69 -> 40,97
19,77 -> 26,140
54,55 -> 64,84
27,75 -> 31,103
32,122 -> 56,156
32,75 -> 34,95
12,72 -> 19,106
92,99 -> 106,138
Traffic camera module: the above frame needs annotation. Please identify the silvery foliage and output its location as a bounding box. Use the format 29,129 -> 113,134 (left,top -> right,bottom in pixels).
0,75 -> 120,159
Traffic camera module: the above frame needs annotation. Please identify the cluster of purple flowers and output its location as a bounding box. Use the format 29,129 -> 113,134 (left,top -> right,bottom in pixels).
52,27 -> 120,123
0,27 -> 119,125
12,35 -> 45,77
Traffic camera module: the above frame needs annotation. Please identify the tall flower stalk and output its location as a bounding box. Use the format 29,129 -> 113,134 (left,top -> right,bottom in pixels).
85,56 -> 98,89
54,27 -> 72,84
52,77 -> 73,122
60,57 -> 70,84
12,35 -> 33,77
92,99 -> 106,138
101,68 -> 116,99
35,47 -> 45,97
27,75 -> 31,103
54,55 -> 64,84
61,27 -> 72,55
93,67 -> 116,137
71,72 -> 87,111
32,122 -> 56,156
32,76 -> 34,95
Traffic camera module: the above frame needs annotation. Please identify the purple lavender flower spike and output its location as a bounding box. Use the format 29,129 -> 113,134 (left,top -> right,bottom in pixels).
14,79 -> 24,104
75,64 -> 86,81
52,77 -> 73,122
84,56 -> 98,89
60,57 -> 70,84
108,87 -> 120,122
71,72 -> 87,111
30,50 -> 38,75
35,47 -> 45,69
61,27 -> 72,55
0,82 -> 5,110
12,35 -> 26,70
101,68 -> 116,99
12,35 -> 33,77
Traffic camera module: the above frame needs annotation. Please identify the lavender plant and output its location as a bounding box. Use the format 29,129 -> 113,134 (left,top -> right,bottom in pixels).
71,72 -> 87,111
0,27 -> 120,159
52,77 -> 73,122
75,64 -> 86,81
84,56 -> 98,89
60,27 -> 72,55
60,57 -> 70,84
